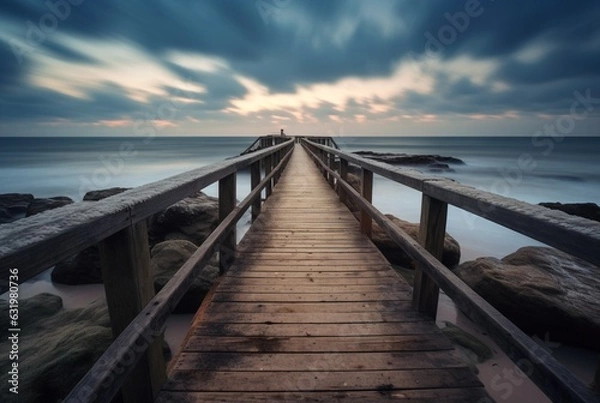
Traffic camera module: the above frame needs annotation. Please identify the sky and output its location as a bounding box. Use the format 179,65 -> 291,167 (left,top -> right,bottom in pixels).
1,0 -> 600,137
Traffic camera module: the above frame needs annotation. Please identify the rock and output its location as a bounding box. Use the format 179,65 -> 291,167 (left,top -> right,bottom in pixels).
52,246 -> 103,285
0,297 -> 112,403
0,296 -> 170,403
83,187 -> 130,201
354,151 -> 464,169
51,188 -> 131,285
371,214 -> 461,269
0,293 -> 63,331
0,193 -> 34,223
455,246 -> 600,348
539,202 -> 600,223
25,196 -> 74,217
151,240 -> 219,313
149,192 -> 219,247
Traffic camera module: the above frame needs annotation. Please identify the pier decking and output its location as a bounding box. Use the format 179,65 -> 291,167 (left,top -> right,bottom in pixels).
157,145 -> 489,402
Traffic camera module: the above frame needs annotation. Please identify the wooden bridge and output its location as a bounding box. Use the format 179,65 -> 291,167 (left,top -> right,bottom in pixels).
157,144 -> 487,401
1,136 -> 599,402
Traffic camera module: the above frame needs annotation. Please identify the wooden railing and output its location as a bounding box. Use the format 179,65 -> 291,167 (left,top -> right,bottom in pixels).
301,138 -> 600,403
0,138 -> 294,403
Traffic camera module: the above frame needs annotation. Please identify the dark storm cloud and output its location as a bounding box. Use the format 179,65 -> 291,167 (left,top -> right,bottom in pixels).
1,0 -> 600,128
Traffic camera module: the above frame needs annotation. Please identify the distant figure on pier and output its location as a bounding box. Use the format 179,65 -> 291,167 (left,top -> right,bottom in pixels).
280,128 -> 285,136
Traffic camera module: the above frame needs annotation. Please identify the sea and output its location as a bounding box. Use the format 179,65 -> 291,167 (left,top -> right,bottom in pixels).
2,135 -> 599,261
1,135 -> 599,401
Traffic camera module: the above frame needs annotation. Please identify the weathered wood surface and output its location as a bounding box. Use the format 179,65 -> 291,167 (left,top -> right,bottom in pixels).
158,145 -> 487,402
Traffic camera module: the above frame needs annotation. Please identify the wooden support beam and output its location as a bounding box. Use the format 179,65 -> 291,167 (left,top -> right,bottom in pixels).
413,195 -> 447,318
327,152 -> 335,188
99,221 -> 166,403
219,173 -> 237,274
360,169 -> 373,237
265,154 -> 273,198
339,158 -> 348,203
251,161 -> 261,222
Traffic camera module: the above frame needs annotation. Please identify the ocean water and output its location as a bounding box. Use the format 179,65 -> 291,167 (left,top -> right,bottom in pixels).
1,136 -> 599,261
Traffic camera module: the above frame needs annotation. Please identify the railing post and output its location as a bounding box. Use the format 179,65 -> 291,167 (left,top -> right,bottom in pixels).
413,194 -> 446,318
251,160 -> 261,222
360,168 -> 373,237
99,221 -> 166,403
339,158 -> 348,203
219,173 -> 236,274
327,152 -> 335,188
265,154 -> 273,197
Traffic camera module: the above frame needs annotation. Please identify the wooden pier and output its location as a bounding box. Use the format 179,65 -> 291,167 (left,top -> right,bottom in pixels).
1,136 -> 598,403
157,145 -> 488,402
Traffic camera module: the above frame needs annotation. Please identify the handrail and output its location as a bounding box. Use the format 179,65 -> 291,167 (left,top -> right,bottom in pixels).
301,138 -> 599,403
64,144 -> 294,403
301,139 -> 600,268
0,139 -> 295,293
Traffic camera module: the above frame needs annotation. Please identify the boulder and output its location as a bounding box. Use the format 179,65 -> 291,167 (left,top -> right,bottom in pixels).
151,240 -> 219,313
0,193 -> 34,224
455,246 -> 600,348
26,196 -> 74,217
539,202 -> 600,223
83,187 -> 130,201
0,297 -> 112,403
0,295 -> 171,403
371,214 -> 461,269
52,246 -> 103,284
149,192 -> 219,247
52,188 -> 131,285
0,293 -> 63,330
354,151 -> 464,171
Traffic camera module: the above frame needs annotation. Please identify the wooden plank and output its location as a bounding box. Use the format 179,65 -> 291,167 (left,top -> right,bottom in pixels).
218,276 -> 403,287
198,311 -> 424,324
214,284 -> 408,294
194,322 -> 435,337
172,350 -> 467,371
157,388 -> 490,403
412,194 -> 446,318
99,221 -> 166,403
184,334 -> 453,353
211,292 -> 411,303
204,301 -> 414,314
163,368 -> 479,392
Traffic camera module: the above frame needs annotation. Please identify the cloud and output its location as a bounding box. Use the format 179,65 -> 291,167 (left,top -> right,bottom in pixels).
0,0 -> 599,135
